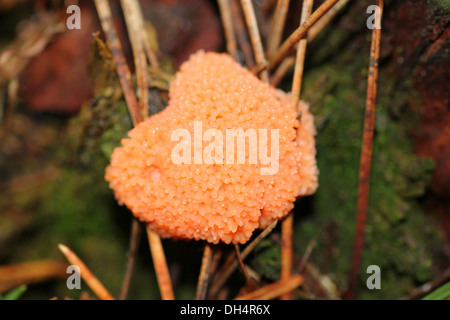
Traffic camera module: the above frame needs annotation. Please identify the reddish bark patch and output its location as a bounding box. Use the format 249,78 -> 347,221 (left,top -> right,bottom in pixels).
19,0 -> 222,114
19,5 -> 97,113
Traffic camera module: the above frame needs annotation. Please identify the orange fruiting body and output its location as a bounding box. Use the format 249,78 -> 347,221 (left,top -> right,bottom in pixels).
105,51 -> 318,244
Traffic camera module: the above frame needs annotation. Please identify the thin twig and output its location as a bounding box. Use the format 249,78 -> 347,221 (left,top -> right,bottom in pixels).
280,213 -> 294,299
291,0 -> 314,109
209,248 -> 223,277
234,244 -> 251,283
347,0 -> 383,300
230,0 -> 255,67
95,0 -> 173,301
269,0 -> 349,85
269,56 -> 295,87
250,60 -> 268,75
196,244 -> 213,300
268,0 -> 340,71
280,1 -> 314,300
217,0 -> 238,60
0,260 -> 67,293
119,218 -> 141,300
307,0 -> 350,41
401,268 -> 450,300
297,239 -> 317,273
128,0 -> 160,69
104,0 -> 148,301
204,248 -> 224,297
146,226 -> 175,300
235,275 -> 303,300
120,0 -> 149,120
209,221 -> 278,298
58,244 -> 115,300
240,0 -> 269,82
304,262 -> 341,299
266,0 -> 290,59
94,0 -> 141,126
295,224 -> 328,274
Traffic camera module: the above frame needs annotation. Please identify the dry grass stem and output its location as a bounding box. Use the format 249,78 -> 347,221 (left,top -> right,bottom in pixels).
94,0 -> 141,126
240,0 -> 269,82
146,226 -> 175,300
217,0 -> 238,60
250,60 -> 269,75
281,1 -> 314,299
401,268 -> 450,300
234,244 -> 251,283
291,0 -> 314,109
269,0 -> 349,85
209,221 -> 277,298
266,0 -> 290,59
304,263 -> 341,299
0,260 -> 68,293
196,244 -> 213,300
297,238 -> 317,273
58,244 -> 115,300
230,0 -> 255,67
119,218 -> 141,300
280,213 -> 293,299
268,0 -> 340,71
269,56 -> 295,87
347,0 -> 384,299
120,0 -> 149,119
96,0 -> 174,301
308,0 -> 350,41
235,274 -> 303,300
128,0 -> 160,69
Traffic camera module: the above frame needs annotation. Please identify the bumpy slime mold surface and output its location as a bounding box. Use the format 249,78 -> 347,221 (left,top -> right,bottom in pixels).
105,51 -> 318,244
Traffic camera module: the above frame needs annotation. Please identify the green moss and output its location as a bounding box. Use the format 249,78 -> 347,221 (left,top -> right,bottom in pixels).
432,0 -> 450,11
100,101 -> 132,160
